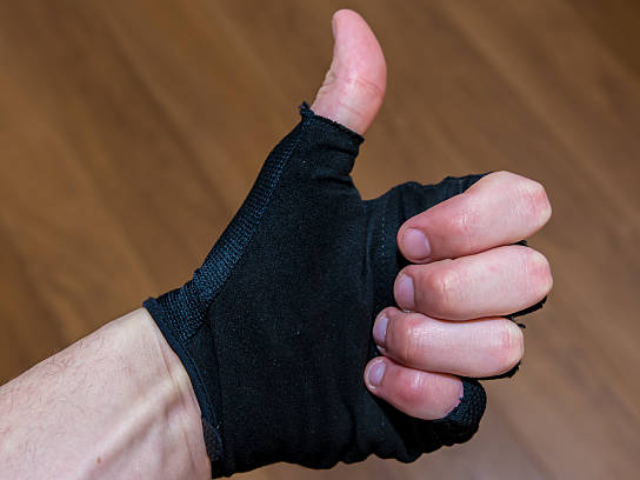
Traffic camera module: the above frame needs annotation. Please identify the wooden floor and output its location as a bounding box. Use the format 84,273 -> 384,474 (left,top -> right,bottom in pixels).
1,1 -> 638,478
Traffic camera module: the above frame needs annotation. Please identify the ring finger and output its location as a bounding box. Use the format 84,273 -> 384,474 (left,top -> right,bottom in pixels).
372,307 -> 524,377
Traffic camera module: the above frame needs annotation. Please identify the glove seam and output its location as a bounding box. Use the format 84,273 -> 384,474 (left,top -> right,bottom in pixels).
183,108 -> 314,342
201,110 -> 316,476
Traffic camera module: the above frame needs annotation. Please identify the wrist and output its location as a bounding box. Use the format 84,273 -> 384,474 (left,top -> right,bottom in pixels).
131,308 -> 211,477
0,309 -> 211,480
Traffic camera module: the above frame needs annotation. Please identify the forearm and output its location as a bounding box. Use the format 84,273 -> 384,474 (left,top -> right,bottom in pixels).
0,309 -> 210,479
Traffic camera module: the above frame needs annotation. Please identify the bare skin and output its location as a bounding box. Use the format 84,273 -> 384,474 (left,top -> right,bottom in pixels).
0,309 -> 211,479
0,9 -> 552,479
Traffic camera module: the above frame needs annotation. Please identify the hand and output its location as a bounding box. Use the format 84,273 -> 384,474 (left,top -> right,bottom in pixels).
365,171 -> 552,418
145,9 -> 552,475
312,11 -> 552,420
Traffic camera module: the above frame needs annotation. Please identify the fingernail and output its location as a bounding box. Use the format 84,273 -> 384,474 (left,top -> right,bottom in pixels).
403,228 -> 431,261
395,273 -> 415,310
373,314 -> 389,350
367,360 -> 386,388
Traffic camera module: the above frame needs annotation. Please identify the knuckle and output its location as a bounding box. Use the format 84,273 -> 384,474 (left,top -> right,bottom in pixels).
488,170 -> 514,182
396,371 -> 426,407
518,178 -> 552,225
444,195 -> 476,251
424,266 -> 462,314
493,322 -> 525,370
393,315 -> 427,364
524,248 -> 553,298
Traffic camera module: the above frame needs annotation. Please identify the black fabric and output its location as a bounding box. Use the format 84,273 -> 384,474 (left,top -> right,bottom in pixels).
144,103 -> 536,477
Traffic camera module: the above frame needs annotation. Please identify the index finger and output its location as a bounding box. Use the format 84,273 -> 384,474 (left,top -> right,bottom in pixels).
397,171 -> 552,263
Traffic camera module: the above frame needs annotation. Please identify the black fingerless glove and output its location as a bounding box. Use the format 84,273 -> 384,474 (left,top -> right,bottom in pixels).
144,103 -> 488,477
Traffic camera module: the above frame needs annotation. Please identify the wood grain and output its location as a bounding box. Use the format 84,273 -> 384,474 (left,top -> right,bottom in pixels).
0,1 -> 638,478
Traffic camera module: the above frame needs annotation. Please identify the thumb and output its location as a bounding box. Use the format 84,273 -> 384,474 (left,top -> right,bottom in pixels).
311,10 -> 387,136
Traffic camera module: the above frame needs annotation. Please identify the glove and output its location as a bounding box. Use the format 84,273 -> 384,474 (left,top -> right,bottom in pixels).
144,103 -> 488,477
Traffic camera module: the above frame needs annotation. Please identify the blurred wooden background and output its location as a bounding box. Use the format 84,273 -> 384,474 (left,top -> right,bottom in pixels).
1,1 -> 638,479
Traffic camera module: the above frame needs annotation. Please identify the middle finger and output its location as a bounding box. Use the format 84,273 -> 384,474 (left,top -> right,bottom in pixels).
393,244 -> 552,320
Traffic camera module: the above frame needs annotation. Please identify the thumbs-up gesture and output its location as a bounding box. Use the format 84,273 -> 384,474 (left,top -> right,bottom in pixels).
144,9 -> 552,477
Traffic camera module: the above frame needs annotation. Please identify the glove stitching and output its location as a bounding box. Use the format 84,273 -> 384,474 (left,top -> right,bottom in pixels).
177,111 -> 313,343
